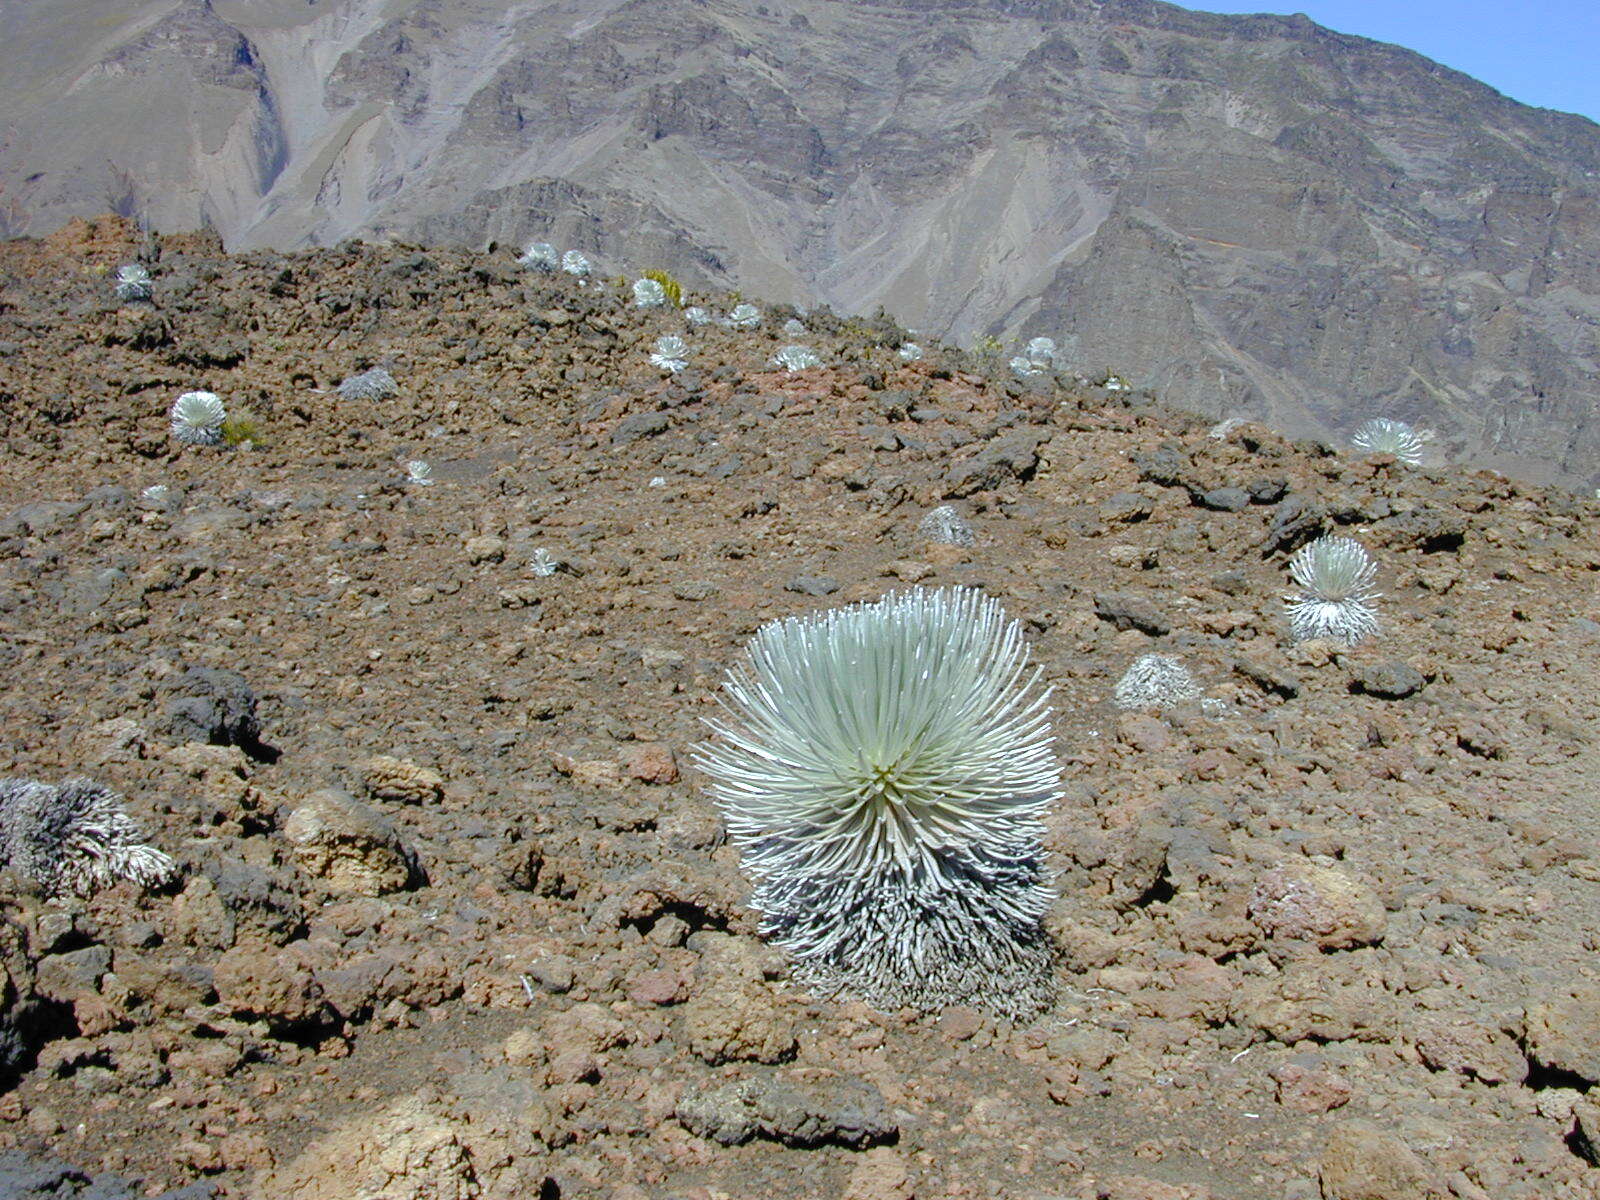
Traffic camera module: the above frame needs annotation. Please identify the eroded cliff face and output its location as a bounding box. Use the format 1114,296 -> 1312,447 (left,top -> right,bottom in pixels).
3,0 -> 1599,485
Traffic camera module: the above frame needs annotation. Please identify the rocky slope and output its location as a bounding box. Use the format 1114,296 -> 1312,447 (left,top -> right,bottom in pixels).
2,217 -> 1600,1199
3,0 -> 1600,486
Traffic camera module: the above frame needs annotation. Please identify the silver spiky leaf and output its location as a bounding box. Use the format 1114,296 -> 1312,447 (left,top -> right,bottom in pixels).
1113,654 -> 1202,710
337,367 -> 398,401
114,264 -> 152,302
517,242 -> 559,271
169,391 -> 226,445
773,345 -> 821,372
918,504 -> 975,547
561,250 -> 591,277
696,587 -> 1060,1019
725,303 -> 762,329
1285,535 -> 1381,646
1350,418 -> 1427,465
0,777 -> 177,898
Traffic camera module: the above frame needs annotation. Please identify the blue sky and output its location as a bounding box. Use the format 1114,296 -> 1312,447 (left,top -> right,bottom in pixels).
1190,2 -> 1600,122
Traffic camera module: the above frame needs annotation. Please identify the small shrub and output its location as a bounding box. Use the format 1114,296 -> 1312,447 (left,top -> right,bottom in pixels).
219,415 -> 262,447
695,587 -> 1059,1018
643,269 -> 684,308
169,391 -> 226,446
1285,535 -> 1380,646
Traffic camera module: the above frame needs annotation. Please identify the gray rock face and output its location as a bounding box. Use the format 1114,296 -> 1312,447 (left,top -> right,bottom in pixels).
3,0 -> 1600,483
675,1071 -> 896,1148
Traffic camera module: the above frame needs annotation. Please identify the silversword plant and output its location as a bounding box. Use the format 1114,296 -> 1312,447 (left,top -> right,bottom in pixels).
0,777 -> 176,898
1010,355 -> 1045,378
517,242 -> 559,271
1285,535 -> 1381,646
773,345 -> 821,372
337,367 -> 398,401
406,460 -> 434,486
1113,654 -> 1202,710
633,278 -> 668,308
529,547 -> 559,577
684,306 -> 712,326
650,335 -> 689,372
1025,337 -> 1056,367
1208,417 -> 1247,440
1350,418 -> 1427,465
782,317 -> 807,338
114,264 -> 152,302
696,587 -> 1060,1018
918,504 -> 975,547
898,342 -> 924,362
725,303 -> 762,329
561,250 -> 591,278
169,391 -> 226,445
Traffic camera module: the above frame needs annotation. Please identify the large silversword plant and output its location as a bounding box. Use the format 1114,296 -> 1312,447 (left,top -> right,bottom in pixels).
696,587 -> 1060,1019
1285,535 -> 1380,646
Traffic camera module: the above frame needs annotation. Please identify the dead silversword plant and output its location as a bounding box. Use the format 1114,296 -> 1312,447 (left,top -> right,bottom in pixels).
696,587 -> 1061,1019
337,367 -> 398,401
1113,653 -> 1201,710
1350,418 -> 1428,465
918,504 -> 975,547
169,391 -> 226,445
0,777 -> 176,897
1285,535 -> 1381,646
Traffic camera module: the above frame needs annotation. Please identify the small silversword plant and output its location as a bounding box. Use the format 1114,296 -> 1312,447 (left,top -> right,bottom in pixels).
898,342 -> 924,362
1024,336 -> 1056,366
1010,355 -> 1045,378
0,777 -> 176,898
633,278 -> 668,308
561,250 -> 592,278
725,303 -> 762,329
406,460 -> 434,486
169,391 -> 226,445
529,548 -> 559,577
773,345 -> 821,372
517,242 -> 559,271
684,306 -> 712,326
1113,654 -> 1202,710
337,367 -> 398,401
114,264 -> 152,302
782,317 -> 807,338
918,504 -> 975,547
650,335 -> 689,372
696,587 -> 1060,1019
1350,418 -> 1427,465
1285,535 -> 1381,646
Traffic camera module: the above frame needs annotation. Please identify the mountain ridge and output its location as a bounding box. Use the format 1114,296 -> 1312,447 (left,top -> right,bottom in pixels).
3,0 -> 1599,485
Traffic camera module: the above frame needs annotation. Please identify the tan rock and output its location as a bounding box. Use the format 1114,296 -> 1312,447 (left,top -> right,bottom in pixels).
1525,988 -> 1600,1086
622,742 -> 679,784
363,754 -> 445,805
252,1095 -> 488,1200
680,978 -> 797,1065
283,789 -> 422,896
1318,1122 -> 1446,1200
843,1146 -> 914,1200
213,941 -> 329,1032
1249,861 -> 1386,952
